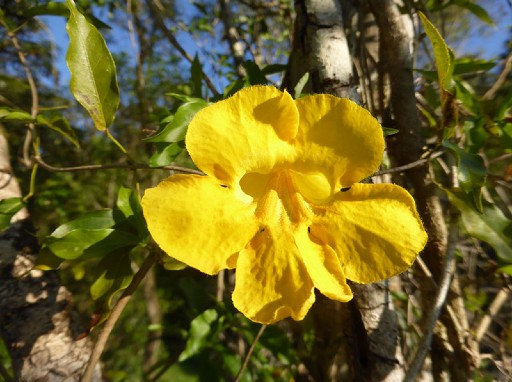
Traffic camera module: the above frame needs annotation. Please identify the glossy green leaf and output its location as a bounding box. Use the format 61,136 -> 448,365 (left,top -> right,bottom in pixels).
36,115 -> 80,148
65,0 -> 119,131
383,127 -> 399,136
149,142 -> 183,167
46,228 -> 115,260
443,140 -> 487,212
447,190 -> 512,262
116,186 -> 149,240
419,12 -> 455,92
0,107 -> 33,122
50,209 -> 115,238
179,309 -> 219,362
145,100 -> 207,143
294,72 -> 310,99
82,230 -> 141,257
500,265 -> 512,275
0,197 -> 25,231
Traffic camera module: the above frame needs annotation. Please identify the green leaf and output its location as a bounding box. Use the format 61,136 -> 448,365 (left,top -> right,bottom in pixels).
34,247 -> 64,270
50,209 -> 115,238
161,256 -> 187,271
452,0 -> 494,26
419,12 -> 455,93
383,127 -> 399,136
447,190 -> 512,262
261,64 -> 287,75
90,251 -> 133,301
46,228 -> 115,260
294,72 -> 310,99
179,309 -> 219,362
0,107 -> 33,122
0,197 -> 25,231
443,140 -> 487,212
65,0 -> 119,131
149,142 -> 184,166
36,115 -> 80,148
453,58 -> 496,75
116,186 -> 148,240
191,54 -> 203,98
242,61 -> 268,85
82,229 -> 141,257
23,1 -> 111,29
145,100 -> 208,143
454,79 -> 480,115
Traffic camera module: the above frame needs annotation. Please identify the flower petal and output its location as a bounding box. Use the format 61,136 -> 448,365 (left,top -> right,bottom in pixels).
232,227 -> 315,324
142,175 -> 259,275
293,95 -> 385,189
295,226 -> 353,302
311,183 -> 427,283
186,86 -> 298,186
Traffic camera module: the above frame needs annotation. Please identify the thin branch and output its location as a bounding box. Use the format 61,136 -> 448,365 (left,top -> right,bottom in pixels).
144,0 -> 219,97
373,150 -> 443,176
233,324 -> 267,382
1,19 -> 39,168
475,287 -> 511,343
81,253 -> 158,382
482,53 -> 512,100
488,152 -> 512,165
404,211 -> 458,382
33,155 -> 204,175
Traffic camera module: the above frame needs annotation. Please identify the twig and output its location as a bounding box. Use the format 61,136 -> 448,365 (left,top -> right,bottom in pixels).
1,19 -> 39,168
488,152 -> 512,165
482,53 -> 512,100
81,253 -> 158,382
374,150 -> 443,176
33,155 -> 204,175
475,288 -> 511,343
233,324 -> 267,382
144,0 -> 219,97
404,211 -> 458,382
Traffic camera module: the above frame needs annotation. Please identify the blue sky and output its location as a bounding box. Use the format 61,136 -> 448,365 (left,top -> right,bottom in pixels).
41,1 -> 511,94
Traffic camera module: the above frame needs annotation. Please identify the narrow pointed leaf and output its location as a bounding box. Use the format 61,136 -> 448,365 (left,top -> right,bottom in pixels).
65,0 -> 119,131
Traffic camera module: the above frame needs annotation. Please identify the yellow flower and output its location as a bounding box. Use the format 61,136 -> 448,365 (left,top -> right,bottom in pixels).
142,86 -> 427,324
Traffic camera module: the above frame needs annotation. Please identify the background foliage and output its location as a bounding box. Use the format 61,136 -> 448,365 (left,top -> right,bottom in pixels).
1,0 -> 511,380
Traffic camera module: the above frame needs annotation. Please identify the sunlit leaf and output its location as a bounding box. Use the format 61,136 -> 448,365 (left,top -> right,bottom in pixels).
145,100 -> 207,143
0,197 -> 25,231
294,72 -> 309,99
443,141 -> 487,212
179,309 -> 219,362
116,186 -> 149,241
382,127 -> 399,136
0,107 -> 33,122
46,228 -> 115,260
447,190 -> 512,262
50,209 -> 115,238
419,12 -> 455,93
65,0 -> 119,131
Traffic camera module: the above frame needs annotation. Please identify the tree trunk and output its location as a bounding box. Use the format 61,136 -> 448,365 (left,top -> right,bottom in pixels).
284,1 -> 405,380
0,131 -> 101,381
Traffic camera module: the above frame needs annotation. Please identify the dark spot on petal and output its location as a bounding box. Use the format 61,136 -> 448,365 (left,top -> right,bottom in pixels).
219,184 -> 228,188
259,228 -> 265,233
307,227 -> 311,233
340,187 -> 351,192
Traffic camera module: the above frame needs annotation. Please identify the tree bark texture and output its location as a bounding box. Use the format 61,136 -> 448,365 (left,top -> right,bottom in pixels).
0,131 -> 101,381
367,0 -> 478,379
285,1 -> 405,380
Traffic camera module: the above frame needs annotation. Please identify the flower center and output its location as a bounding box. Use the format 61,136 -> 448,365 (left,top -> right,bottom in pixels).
240,170 -> 331,227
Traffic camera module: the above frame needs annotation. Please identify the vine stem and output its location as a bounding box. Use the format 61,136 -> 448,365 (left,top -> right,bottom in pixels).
233,324 -> 267,382
404,208 -> 458,382
81,253 -> 158,382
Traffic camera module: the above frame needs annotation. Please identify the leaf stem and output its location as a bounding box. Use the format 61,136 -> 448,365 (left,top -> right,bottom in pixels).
105,129 -> 128,155
81,253 -> 158,382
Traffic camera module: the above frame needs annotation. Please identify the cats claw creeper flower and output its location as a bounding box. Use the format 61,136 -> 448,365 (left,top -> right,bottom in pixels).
142,86 -> 427,324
